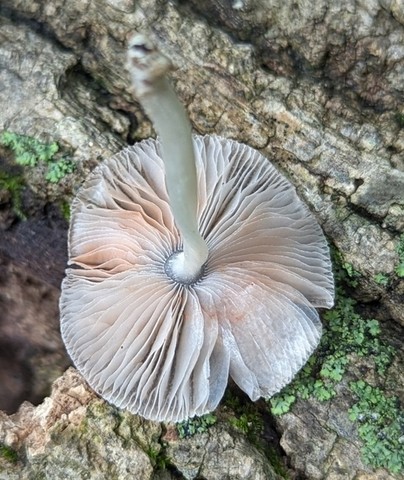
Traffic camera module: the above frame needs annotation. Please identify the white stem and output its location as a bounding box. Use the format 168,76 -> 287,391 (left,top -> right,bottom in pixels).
127,35 -> 208,283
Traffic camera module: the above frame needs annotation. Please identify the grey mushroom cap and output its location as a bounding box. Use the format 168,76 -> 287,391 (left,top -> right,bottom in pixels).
60,135 -> 334,422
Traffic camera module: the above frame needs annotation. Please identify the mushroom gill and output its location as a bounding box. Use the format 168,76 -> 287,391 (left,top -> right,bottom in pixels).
60,36 -> 334,423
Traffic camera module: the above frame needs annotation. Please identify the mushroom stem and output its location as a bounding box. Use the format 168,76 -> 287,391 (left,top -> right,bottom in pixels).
127,35 -> 208,284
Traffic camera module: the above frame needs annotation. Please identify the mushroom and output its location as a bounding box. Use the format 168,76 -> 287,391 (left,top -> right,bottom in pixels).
60,35 -> 334,422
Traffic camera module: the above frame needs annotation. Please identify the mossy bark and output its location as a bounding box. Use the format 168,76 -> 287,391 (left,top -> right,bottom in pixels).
0,1 -> 403,478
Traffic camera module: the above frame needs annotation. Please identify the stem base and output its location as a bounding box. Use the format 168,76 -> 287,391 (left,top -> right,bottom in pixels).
164,251 -> 206,286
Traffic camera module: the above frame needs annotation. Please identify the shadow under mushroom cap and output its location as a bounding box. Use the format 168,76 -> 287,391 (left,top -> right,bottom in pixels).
60,134 -> 334,422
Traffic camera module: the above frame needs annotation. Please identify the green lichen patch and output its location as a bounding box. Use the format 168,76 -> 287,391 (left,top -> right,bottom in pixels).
373,272 -> 390,286
333,250 -> 362,288
268,248 -> 399,473
349,380 -> 403,473
0,131 -> 59,167
0,131 -> 75,183
176,413 -> 217,439
395,234 -> 404,278
269,293 -> 395,416
45,158 -> 75,183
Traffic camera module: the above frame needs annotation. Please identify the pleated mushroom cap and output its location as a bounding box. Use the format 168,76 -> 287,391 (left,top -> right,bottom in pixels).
60,135 -> 334,422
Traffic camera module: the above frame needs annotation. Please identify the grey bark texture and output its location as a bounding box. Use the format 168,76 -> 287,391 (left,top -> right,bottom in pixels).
0,0 -> 403,479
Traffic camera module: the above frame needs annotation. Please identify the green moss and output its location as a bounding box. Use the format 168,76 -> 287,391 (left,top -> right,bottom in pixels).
269,293 -> 395,416
176,413 -> 217,439
224,393 -> 289,478
229,409 -> 264,438
266,447 -> 290,479
349,381 -> 403,473
268,248 -> 398,473
225,394 -> 263,440
225,394 -> 264,442
0,443 -> 18,463
145,445 -> 169,470
0,131 -> 74,183
0,170 -> 26,219
59,200 -> 71,222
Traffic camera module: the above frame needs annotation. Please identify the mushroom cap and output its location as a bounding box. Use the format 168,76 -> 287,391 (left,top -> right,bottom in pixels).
60,135 -> 334,422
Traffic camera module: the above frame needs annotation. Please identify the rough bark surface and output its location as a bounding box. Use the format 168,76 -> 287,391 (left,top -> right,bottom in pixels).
0,369 -> 281,480
0,0 -> 403,479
